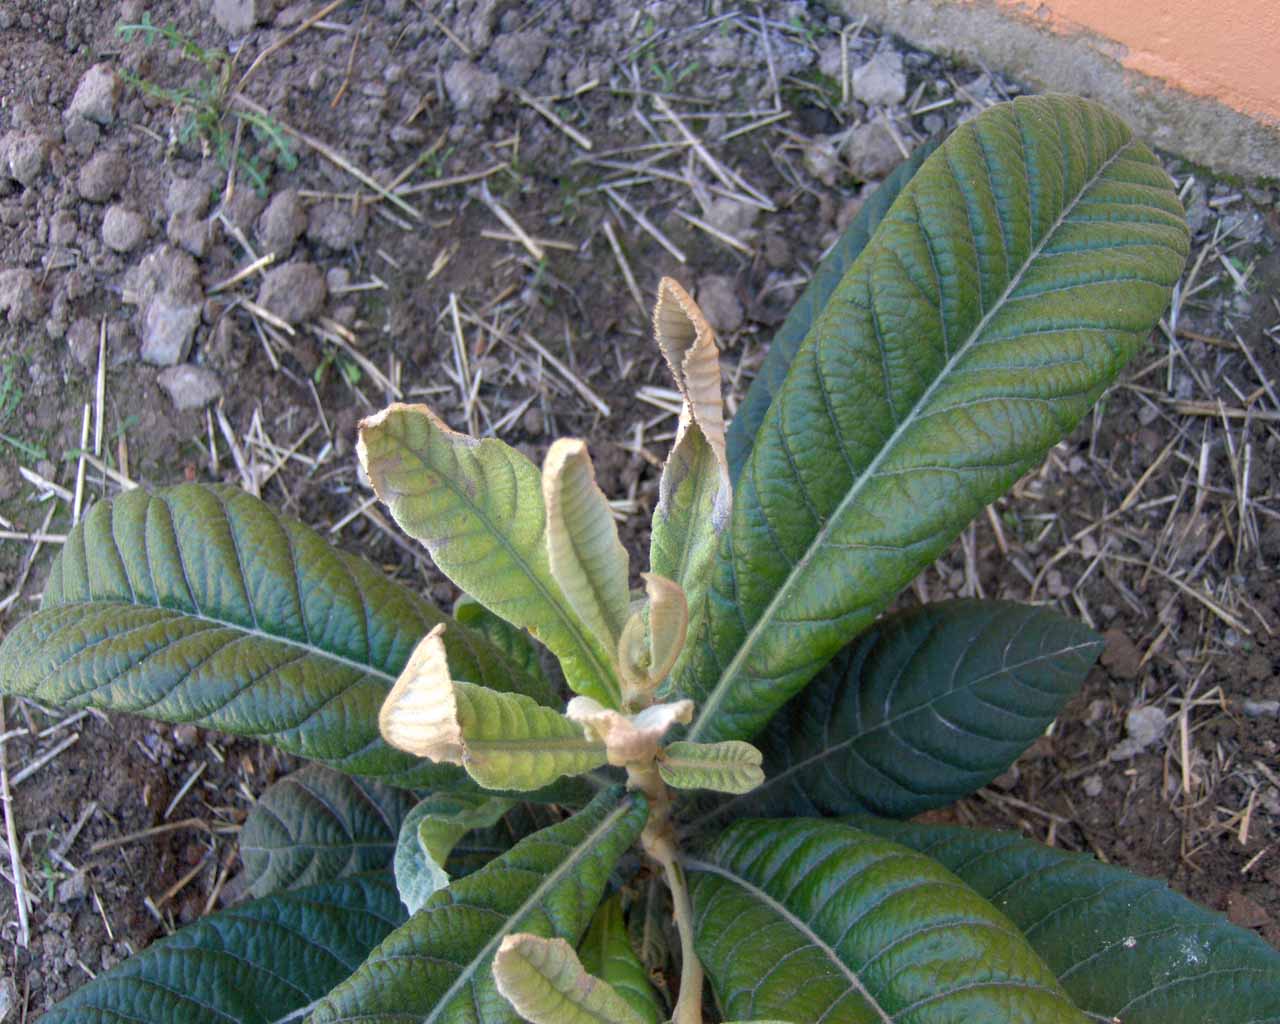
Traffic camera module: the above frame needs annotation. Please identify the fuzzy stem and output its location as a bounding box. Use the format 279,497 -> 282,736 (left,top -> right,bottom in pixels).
628,762 -> 703,1024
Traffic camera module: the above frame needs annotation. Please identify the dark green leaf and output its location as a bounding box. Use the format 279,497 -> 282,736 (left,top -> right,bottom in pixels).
445,802 -> 562,879
677,95 -> 1190,744
854,818 -> 1280,1024
0,485 -> 552,789
307,787 -> 647,1024
42,873 -> 405,1024
454,594 -> 553,694
579,893 -> 664,1024
700,600 -> 1101,824
725,136 -> 940,482
688,818 -> 1087,1023
241,763 -> 415,899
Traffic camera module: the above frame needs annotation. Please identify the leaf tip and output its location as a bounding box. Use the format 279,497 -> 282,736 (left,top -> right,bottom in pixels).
378,624 -> 464,764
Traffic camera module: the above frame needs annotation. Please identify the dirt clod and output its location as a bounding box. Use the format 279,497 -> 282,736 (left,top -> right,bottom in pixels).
101,204 -> 149,253
257,261 -> 327,324
851,48 -> 908,107
257,188 -> 307,258
157,364 -> 224,410
844,120 -> 904,181
306,201 -> 368,252
77,149 -> 128,202
444,60 -> 504,121
66,62 -> 120,125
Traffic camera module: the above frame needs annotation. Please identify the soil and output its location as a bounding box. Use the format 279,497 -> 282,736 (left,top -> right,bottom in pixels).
0,0 -> 1277,1016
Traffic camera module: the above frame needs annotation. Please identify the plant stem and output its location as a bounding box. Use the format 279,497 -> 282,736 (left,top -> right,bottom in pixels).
628,763 -> 704,1024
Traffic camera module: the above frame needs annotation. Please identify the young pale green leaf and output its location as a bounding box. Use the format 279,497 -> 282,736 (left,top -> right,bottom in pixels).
308,787 -> 647,1024
241,763 -> 415,899
41,873 -> 405,1024
688,819 -> 1089,1023
725,137 -> 940,481
543,438 -> 631,650
395,793 -> 514,913
617,574 -> 689,706
0,484 -> 548,789
359,403 -> 621,706
855,817 -> 1280,1024
494,933 -> 648,1024
677,95 -> 1190,744
567,696 -> 693,766
579,894 -> 665,1024
649,422 -> 721,650
455,593 -> 553,693
659,740 -> 763,795
381,626 -> 607,791
693,600 -> 1100,827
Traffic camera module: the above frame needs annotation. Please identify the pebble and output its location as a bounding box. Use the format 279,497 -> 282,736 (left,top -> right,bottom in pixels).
256,188 -> 308,258
1109,705 -> 1168,760
141,297 -> 202,366
212,0 -> 259,34
0,269 -> 41,324
66,63 -> 121,125
851,48 -> 908,107
77,149 -> 128,202
48,210 -> 78,247
444,61 -> 503,120
843,120 -> 903,180
101,205 -> 148,253
158,364 -> 224,410
66,317 -> 99,367
257,262 -> 327,324
1081,774 -> 1104,798
491,30 -> 549,85
696,274 -> 744,335
306,201 -> 368,251
0,131 -> 51,188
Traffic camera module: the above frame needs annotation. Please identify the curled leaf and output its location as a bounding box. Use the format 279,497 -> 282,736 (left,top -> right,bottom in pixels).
567,696 -> 693,766
618,574 -> 689,708
542,438 -> 631,652
393,793 -> 513,914
381,627 -> 607,791
494,933 -> 648,1024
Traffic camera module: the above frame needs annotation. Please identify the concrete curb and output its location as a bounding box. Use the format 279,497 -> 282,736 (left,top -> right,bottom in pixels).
824,0 -> 1280,182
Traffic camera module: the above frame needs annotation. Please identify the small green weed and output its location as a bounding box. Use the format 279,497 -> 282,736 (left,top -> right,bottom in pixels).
116,12 -> 298,193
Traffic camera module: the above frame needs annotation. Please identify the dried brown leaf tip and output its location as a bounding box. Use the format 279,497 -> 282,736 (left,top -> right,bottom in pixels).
378,624 -> 464,764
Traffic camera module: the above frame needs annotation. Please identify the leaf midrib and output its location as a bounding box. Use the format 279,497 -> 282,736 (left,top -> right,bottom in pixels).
684,856 -> 893,1023
688,135 -> 1135,741
399,427 -> 621,706
423,797 -> 637,1024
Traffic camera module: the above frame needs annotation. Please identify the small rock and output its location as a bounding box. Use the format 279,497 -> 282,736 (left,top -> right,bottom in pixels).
0,974 -> 15,1021
1242,699 -> 1280,718
257,262 -> 327,324
212,0 -> 259,34
66,317 -> 99,368
325,267 -> 351,293
173,723 -> 200,748
1101,628 -> 1143,679
78,149 -> 128,202
1126,705 -> 1167,748
158,364 -> 223,410
843,120 -> 903,181
56,869 -> 88,904
306,201 -> 368,251
166,177 -> 211,220
0,269 -> 41,324
444,61 -> 503,120
0,131 -> 51,188
167,212 -> 212,258
48,210 -> 78,247
141,297 -> 202,366
101,205 -> 148,253
124,245 -> 201,309
703,196 -> 760,243
697,274 -> 744,334
802,136 -> 841,187
491,30 -> 549,85
851,48 -> 908,108
256,188 -> 308,257
1081,774 -> 1104,798
67,64 -> 121,125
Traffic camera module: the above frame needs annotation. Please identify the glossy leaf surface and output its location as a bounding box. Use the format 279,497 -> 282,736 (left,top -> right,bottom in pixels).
856,818 -> 1280,1024
43,873 -> 405,1024
722,600 -> 1101,821
678,95 -> 1189,743
308,787 -> 647,1024
241,763 -> 415,898
0,485 -> 547,788
689,818 -> 1087,1023
725,137 -> 940,481
579,893 -> 664,1024
359,403 -> 621,706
